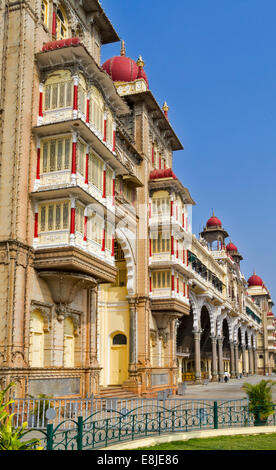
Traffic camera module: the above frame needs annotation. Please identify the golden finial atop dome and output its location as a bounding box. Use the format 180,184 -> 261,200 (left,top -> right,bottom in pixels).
137,55 -> 145,68
162,101 -> 169,113
121,39 -> 126,56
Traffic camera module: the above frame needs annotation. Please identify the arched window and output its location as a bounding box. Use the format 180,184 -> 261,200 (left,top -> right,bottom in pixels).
89,86 -> 104,136
29,311 -> 44,367
56,6 -> 68,40
41,0 -> 48,27
64,317 -> 75,367
112,333 -> 127,345
44,70 -> 73,112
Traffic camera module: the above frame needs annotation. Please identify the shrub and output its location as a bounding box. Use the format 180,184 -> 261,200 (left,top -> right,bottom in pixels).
0,382 -> 43,450
242,379 -> 276,425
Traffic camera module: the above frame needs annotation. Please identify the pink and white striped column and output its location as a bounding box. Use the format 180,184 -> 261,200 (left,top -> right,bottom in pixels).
86,93 -> 90,124
102,163 -> 106,199
34,202 -> 39,246
38,83 -> 43,125
103,111 -> 107,142
83,207 -> 88,244
112,171 -> 116,206
85,144 -> 89,186
72,75 -> 79,119
112,122 -> 116,152
71,132 -> 77,184
70,197 -> 76,245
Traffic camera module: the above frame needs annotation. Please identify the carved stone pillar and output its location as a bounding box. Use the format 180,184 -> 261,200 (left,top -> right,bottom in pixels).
234,342 -> 239,377
210,335 -> 218,381
248,346 -> 253,375
128,298 -> 137,372
242,345 -> 247,375
230,341 -> 236,378
217,336 -> 224,381
193,329 -> 201,383
253,347 -> 258,375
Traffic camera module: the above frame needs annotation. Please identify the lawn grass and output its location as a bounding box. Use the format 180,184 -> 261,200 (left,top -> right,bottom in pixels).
134,433 -> 276,450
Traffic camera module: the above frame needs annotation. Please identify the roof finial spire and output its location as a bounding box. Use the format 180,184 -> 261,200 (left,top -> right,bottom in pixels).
162,101 -> 169,120
121,39 -> 126,56
137,55 -> 145,68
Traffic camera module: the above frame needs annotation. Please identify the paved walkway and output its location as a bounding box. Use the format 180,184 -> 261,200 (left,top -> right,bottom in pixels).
176,375 -> 276,400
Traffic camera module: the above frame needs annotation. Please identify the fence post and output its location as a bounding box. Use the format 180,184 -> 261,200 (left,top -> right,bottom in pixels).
46,423 -> 54,450
77,416 -> 83,450
213,401 -> 218,430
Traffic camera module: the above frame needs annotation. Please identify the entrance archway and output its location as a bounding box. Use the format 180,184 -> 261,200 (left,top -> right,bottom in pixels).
110,332 -> 128,385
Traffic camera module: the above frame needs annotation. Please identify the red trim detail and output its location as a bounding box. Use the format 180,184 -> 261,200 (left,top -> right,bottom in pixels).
84,216 -> 87,241
85,153 -> 89,184
182,212 -> 184,228
170,200 -> 173,217
186,249 -> 188,266
34,212 -> 38,238
102,228 -> 105,251
149,239 -> 152,257
36,147 -> 40,179
52,11 -> 56,37
103,119 -> 107,142
171,274 -> 175,291
39,91 -> 43,117
113,130 -> 116,152
112,178 -> 115,205
111,235 -> 115,257
171,235 -> 174,255
187,285 -> 189,298
70,208 -> 75,234
86,99 -> 90,123
176,240 -> 178,258
42,37 -> 80,52
102,169 -> 106,198
71,142 -> 77,174
183,283 -> 186,297
149,275 -> 152,293
159,156 -> 161,170
73,85 -> 78,111
152,145 -> 154,165
177,277 -> 179,293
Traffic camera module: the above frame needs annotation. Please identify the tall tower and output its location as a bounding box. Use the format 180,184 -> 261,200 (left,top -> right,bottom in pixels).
200,212 -> 228,250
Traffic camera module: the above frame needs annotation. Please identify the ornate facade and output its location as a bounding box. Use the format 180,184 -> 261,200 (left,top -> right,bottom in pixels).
0,0 -> 275,398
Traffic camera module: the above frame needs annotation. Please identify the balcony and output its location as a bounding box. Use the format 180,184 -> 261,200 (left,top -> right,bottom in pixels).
34,243 -> 116,284
150,288 -> 190,317
36,40 -> 128,117
149,212 -> 192,236
33,118 -> 130,177
149,252 -> 192,279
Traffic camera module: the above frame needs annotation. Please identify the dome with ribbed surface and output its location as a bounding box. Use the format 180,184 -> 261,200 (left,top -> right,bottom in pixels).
226,242 -> 238,252
248,273 -> 263,287
206,215 -> 222,228
102,56 -> 139,83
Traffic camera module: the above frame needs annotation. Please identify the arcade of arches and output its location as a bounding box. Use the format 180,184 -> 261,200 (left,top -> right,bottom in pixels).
176,299 -> 258,383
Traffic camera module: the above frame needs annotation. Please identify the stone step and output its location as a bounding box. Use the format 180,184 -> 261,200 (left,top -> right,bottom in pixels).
95,386 -> 138,400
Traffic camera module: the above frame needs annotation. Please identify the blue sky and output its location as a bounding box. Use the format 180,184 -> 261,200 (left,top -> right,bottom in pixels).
101,0 -> 276,307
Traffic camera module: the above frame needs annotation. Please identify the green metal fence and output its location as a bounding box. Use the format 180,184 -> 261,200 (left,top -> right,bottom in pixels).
27,401 -> 276,450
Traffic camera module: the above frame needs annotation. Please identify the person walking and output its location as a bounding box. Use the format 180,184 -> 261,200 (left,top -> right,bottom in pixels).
224,371 -> 230,383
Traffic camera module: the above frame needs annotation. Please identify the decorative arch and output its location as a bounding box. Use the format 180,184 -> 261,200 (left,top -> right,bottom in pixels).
115,227 -> 136,295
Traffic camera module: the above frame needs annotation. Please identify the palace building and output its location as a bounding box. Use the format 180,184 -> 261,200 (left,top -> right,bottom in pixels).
0,0 -> 275,398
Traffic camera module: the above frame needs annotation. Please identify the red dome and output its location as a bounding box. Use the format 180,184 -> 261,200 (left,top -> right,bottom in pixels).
248,273 -> 263,287
226,242 -> 238,252
267,312 -> 274,316
102,56 -> 139,83
206,215 -> 222,228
